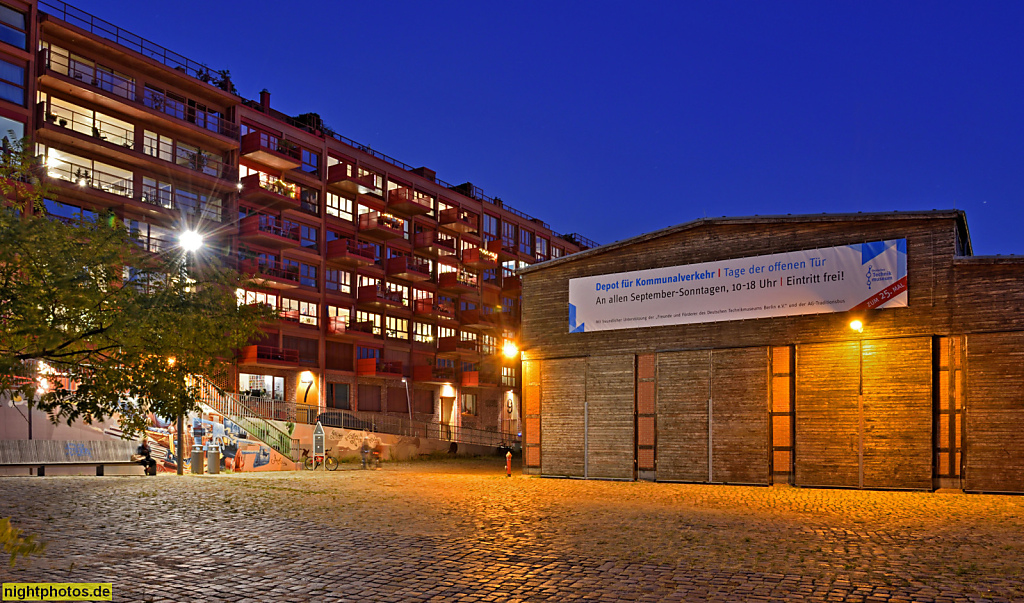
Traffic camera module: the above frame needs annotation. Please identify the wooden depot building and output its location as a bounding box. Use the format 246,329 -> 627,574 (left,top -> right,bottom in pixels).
517,210 -> 1024,492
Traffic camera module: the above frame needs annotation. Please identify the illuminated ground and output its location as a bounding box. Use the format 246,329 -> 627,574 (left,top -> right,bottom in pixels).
2,459 -> 1022,602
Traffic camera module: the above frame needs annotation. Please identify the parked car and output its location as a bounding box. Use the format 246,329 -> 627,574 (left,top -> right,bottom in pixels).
315,410 -> 374,432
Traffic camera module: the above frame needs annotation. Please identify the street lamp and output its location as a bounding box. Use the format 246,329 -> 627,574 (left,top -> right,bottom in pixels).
174,230 -> 204,475
179,230 -> 204,253
502,341 -> 519,359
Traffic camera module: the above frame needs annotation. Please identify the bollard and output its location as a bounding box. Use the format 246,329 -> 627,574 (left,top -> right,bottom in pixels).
506,450 -> 512,477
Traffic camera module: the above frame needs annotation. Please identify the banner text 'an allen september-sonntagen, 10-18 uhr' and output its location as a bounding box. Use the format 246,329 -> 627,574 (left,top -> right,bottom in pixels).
567,239 -> 907,333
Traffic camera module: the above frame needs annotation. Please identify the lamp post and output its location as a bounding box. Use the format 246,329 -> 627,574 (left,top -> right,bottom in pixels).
175,230 -> 204,476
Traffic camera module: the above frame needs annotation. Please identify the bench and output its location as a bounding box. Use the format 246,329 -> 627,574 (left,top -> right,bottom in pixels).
0,440 -> 142,476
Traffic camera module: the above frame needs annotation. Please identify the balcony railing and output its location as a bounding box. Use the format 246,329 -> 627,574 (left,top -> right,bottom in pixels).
358,212 -> 405,239
257,263 -> 300,283
43,158 -> 134,199
40,47 -> 238,139
414,230 -> 457,255
356,358 -> 403,376
326,238 -> 377,265
239,214 -> 300,242
38,100 -> 134,148
413,298 -> 457,320
358,285 -> 405,307
40,0 -> 227,85
238,345 -> 299,365
386,255 -> 432,281
240,131 -> 302,170
438,270 -> 479,290
387,186 -> 432,215
462,246 -> 498,269
139,182 -> 223,222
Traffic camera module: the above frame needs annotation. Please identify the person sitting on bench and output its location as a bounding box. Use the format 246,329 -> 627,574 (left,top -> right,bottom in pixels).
136,441 -> 157,476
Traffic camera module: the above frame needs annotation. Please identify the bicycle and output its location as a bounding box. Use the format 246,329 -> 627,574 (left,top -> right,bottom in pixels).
301,447 -> 339,471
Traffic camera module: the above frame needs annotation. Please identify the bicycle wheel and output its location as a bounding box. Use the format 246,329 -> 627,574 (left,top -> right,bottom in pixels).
326,457 -> 339,471
303,456 -> 314,471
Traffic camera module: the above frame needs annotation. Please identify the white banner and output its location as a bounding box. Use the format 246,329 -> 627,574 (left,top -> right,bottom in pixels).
567,239 -> 907,333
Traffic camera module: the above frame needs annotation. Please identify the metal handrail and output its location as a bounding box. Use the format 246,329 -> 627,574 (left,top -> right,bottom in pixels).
40,47 -> 238,139
40,0 -> 224,86
189,375 -> 294,458
304,408 -> 519,447
39,100 -> 133,148
43,159 -> 133,198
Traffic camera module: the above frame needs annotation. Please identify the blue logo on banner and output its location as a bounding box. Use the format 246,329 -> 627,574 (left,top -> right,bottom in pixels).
861,241 -> 889,265
569,303 -> 585,333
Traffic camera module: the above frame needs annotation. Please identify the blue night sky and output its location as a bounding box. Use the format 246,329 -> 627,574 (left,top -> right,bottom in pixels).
74,1 -> 1024,255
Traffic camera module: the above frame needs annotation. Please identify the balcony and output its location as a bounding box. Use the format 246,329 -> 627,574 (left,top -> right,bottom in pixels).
348,319 -> 382,340
325,238 -> 377,268
412,365 -> 456,384
386,256 -> 432,283
437,337 -> 480,359
438,207 -> 478,234
414,230 -> 457,257
413,298 -> 457,321
326,316 -> 349,336
357,285 -> 405,310
327,162 -> 382,196
238,345 -> 299,368
240,131 -> 302,171
460,308 -> 499,330
239,173 -> 300,210
386,187 -> 432,217
438,270 -> 479,294
461,371 -> 479,388
480,369 -> 502,387
502,275 -> 522,292
356,358 -> 403,377
358,212 -> 405,241
38,48 -> 239,143
238,259 -> 300,290
238,214 -> 299,249
42,159 -> 134,203
462,246 -> 498,270
489,238 -> 518,261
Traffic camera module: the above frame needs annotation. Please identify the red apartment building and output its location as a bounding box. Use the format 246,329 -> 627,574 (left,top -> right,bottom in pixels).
5,0 -> 593,440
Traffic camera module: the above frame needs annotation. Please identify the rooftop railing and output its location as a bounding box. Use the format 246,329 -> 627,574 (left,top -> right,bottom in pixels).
40,0 -> 226,86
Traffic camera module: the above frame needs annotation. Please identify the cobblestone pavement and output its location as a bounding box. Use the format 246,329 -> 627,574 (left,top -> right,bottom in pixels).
2,460 -> 1024,602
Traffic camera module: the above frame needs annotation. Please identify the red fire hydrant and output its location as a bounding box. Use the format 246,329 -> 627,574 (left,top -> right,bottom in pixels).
506,450 -> 512,477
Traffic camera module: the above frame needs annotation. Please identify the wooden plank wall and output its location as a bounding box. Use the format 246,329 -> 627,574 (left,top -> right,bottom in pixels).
861,338 -> 933,489
964,332 -> 1024,492
539,357 -> 587,477
795,341 -> 861,487
796,338 -> 932,489
656,350 -> 710,482
710,348 -> 770,484
585,355 -> 635,479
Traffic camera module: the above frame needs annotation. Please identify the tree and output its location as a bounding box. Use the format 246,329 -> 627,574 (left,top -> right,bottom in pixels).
0,137 -> 273,437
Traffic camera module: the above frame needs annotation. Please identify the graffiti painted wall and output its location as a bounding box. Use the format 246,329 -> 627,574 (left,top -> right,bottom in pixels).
0,396 -> 293,474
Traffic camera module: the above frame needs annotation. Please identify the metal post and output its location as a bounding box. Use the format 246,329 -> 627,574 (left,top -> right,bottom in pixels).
176,411 -> 184,476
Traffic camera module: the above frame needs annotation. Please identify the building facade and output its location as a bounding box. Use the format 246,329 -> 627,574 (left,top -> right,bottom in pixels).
520,211 -> 1024,493
3,0 -> 592,440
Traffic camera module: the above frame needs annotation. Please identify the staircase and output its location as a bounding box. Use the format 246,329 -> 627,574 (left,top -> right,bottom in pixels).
188,375 -> 294,459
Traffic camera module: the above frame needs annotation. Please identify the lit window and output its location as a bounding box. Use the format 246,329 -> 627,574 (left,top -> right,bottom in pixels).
461,393 -> 477,415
